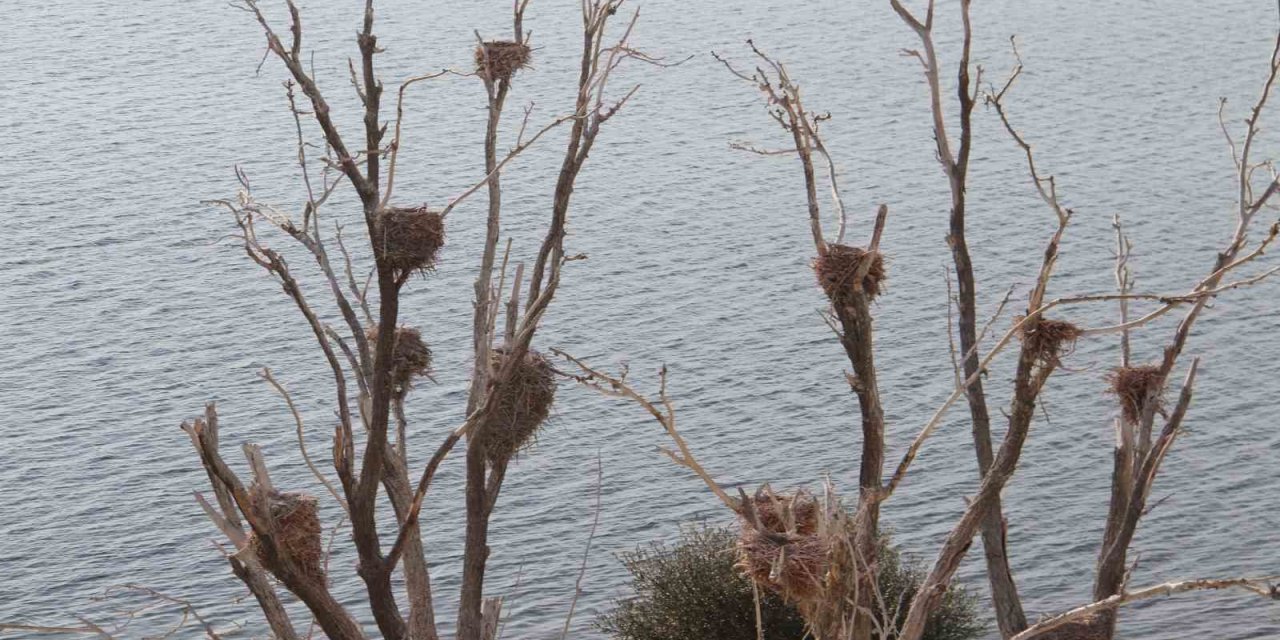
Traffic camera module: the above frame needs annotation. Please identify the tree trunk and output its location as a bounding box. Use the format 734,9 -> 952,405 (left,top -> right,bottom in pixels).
950,212 -> 1028,639
456,445 -> 492,640
836,292 -> 884,640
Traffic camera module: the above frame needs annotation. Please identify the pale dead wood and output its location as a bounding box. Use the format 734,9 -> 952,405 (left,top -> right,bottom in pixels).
0,623 -> 107,637
259,368 -> 347,512
553,350 -> 737,510
1112,214 -> 1134,368
1086,24 -> 1280,637
715,40 -> 887,638
185,2 -> 665,639
890,3 -> 1025,634
1011,576 -> 1280,640
185,406 -> 363,639
455,3 -> 650,636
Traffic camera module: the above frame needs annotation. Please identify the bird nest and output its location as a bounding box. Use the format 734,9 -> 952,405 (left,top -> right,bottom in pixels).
1107,364 -> 1165,425
1034,614 -> 1110,640
475,40 -> 531,82
365,325 -> 432,397
814,244 -> 885,304
1017,317 -> 1082,367
248,490 -> 323,583
735,488 -> 829,603
372,206 -> 445,274
473,348 -> 556,463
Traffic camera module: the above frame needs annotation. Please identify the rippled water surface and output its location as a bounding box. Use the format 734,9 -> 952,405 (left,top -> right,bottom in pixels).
4,1 -> 1280,638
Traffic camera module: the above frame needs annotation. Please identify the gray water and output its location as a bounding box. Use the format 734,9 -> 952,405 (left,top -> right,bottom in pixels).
4,1 -> 1280,638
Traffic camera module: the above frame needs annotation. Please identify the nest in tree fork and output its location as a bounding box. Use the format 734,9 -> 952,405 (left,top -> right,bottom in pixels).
373,206 -> 445,274
475,40 -> 531,82
473,348 -> 556,463
735,488 -> 829,603
248,490 -> 324,583
365,325 -> 432,397
1107,364 -> 1165,426
1017,317 -> 1082,367
814,244 -> 885,303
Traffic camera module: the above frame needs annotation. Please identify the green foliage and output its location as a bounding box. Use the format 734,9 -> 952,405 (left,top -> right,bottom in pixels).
598,524 -> 985,640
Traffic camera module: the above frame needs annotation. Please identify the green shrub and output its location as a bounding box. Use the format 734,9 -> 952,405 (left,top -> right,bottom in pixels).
598,524 -> 984,640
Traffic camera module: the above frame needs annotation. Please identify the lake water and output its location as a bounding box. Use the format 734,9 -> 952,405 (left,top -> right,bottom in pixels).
3,1 -> 1280,638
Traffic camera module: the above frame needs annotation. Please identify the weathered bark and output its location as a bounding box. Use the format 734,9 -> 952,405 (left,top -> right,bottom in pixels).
834,293 -> 885,640
898,339 -> 1054,640
1091,35 -> 1280,633
456,59 -> 512,640
186,408 -> 366,640
383,442 -> 439,640
887,2 -> 1028,634
228,556 -> 300,640
457,445 -> 494,640
457,6 -> 633,638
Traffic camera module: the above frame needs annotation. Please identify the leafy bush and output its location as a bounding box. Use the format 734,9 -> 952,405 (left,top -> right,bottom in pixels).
598,524 -> 984,640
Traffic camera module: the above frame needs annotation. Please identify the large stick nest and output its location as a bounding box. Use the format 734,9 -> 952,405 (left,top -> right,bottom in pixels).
372,206 -> 445,275
248,490 -> 324,583
1034,614 -> 1110,640
814,244 -> 885,304
1107,364 -> 1165,425
473,348 -> 557,463
475,40 -> 531,82
735,488 -> 829,603
1017,316 -> 1082,367
366,325 -> 432,397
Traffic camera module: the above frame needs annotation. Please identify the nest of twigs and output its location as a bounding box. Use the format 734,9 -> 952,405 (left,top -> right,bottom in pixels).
372,206 -> 445,274
814,244 -> 885,303
473,348 -> 556,463
248,491 -> 323,583
735,488 -> 829,603
1017,317 -> 1082,367
1107,364 -> 1165,425
1035,614 -> 1110,640
366,325 -> 432,397
475,40 -> 531,82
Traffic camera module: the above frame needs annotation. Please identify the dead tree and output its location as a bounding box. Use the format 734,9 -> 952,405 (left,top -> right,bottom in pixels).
188,2 -> 648,639
888,18 -> 1280,640
1081,26 -> 1280,640
887,2 -> 1029,635
560,9 -> 1280,640
712,40 -> 888,640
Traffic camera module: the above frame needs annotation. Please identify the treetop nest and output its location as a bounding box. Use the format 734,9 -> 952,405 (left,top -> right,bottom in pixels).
814,244 -> 885,304
372,206 -> 445,275
248,490 -> 324,584
1016,316 -> 1082,367
735,488 -> 829,603
365,325 -> 432,397
473,347 -> 557,464
1107,364 -> 1165,426
475,40 -> 531,82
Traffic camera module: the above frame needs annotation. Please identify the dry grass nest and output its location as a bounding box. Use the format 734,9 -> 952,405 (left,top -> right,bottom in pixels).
473,348 -> 556,463
1034,614 -> 1110,640
735,488 -> 829,603
814,244 -> 885,303
475,40 -> 531,82
1017,317 -> 1082,366
248,490 -> 324,583
1107,364 -> 1165,426
373,206 -> 445,274
365,325 -> 432,396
